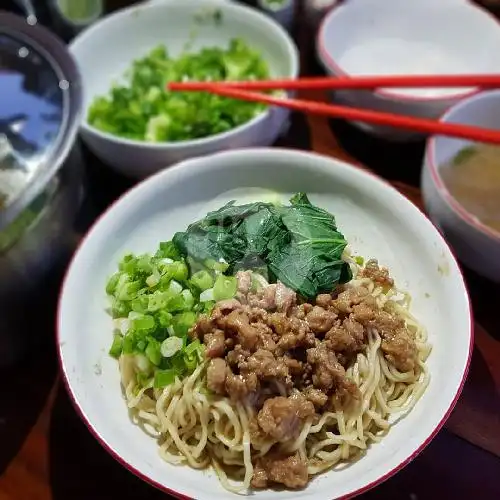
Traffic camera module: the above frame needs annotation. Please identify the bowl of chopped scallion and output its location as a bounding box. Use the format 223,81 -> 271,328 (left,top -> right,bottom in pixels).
69,0 -> 299,179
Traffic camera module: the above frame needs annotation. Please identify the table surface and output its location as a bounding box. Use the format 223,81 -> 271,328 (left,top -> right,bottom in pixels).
1,3 -> 500,499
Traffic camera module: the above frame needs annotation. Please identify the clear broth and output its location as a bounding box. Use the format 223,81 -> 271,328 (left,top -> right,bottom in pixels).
441,144 -> 500,234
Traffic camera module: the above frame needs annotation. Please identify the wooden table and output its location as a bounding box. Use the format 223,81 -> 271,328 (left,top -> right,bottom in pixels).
1,4 -> 500,499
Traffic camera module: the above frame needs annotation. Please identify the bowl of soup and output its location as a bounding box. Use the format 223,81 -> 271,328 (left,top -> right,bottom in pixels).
422,90 -> 500,282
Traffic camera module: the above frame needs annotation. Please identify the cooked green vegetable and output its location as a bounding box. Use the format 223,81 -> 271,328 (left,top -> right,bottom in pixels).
88,38 -> 270,142
105,245 -> 216,388
173,193 -> 352,299
452,146 -> 476,166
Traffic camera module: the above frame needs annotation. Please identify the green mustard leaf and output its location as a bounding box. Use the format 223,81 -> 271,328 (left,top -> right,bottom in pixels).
172,192 -> 352,298
201,200 -> 270,226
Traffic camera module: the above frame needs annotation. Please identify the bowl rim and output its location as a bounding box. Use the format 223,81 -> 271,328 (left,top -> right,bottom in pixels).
56,148 -> 474,499
316,0 -> 497,103
70,0 -> 299,149
426,89 -> 500,243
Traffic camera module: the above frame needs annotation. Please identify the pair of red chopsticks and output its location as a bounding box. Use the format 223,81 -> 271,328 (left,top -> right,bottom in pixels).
168,74 -> 500,143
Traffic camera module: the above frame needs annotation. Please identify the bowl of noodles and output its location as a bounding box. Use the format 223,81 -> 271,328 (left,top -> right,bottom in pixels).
57,148 -> 472,499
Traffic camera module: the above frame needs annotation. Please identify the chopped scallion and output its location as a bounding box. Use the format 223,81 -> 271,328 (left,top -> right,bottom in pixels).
205,259 -> 229,273
171,311 -> 197,337
87,40 -> 269,143
137,372 -> 152,388
131,314 -> 155,331
106,241 -> 208,381
109,333 -> 123,359
134,354 -> 151,373
199,287 -> 214,302
181,289 -> 194,310
106,273 -> 120,295
153,369 -> 177,388
213,274 -> 238,301
354,256 -> 365,266
145,338 -> 162,366
160,336 -> 183,358
190,270 -> 214,291
184,353 -> 198,373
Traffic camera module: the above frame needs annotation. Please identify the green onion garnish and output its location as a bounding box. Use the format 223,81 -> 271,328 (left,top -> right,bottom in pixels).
154,369 -> 177,389
87,39 -> 270,143
109,333 -> 124,359
213,274 -> 238,301
161,336 -> 183,358
105,241 -> 211,388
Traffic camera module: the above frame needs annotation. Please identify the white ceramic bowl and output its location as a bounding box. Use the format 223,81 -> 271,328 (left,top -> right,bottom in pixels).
58,148 -> 472,500
69,0 -> 298,178
316,0 -> 500,140
422,90 -> 500,282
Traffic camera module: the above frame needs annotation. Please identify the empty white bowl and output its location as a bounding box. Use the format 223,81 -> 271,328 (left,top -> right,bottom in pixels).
316,0 -> 500,140
422,90 -> 500,282
70,0 -> 299,178
58,148 -> 472,499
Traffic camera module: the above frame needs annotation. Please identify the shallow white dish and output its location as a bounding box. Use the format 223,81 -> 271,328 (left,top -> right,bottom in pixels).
316,0 -> 500,140
422,90 -> 500,282
58,148 -> 472,499
69,0 -> 298,178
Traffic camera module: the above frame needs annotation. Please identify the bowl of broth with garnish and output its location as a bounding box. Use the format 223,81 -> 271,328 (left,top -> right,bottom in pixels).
422,89 -> 500,282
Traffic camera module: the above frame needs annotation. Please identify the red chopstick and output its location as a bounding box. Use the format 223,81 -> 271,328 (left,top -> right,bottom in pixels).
168,74 -> 500,92
175,85 -> 500,144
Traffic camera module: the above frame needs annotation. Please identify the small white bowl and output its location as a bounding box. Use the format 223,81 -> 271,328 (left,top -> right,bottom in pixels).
316,0 -> 500,140
422,90 -> 500,282
58,148 -> 471,500
70,0 -> 298,178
